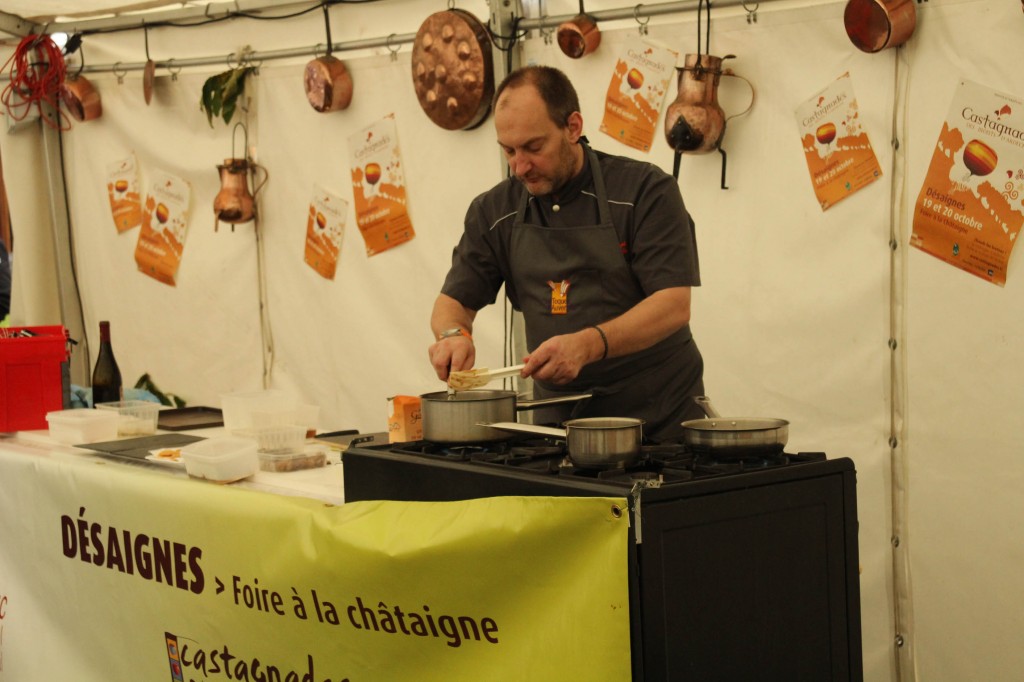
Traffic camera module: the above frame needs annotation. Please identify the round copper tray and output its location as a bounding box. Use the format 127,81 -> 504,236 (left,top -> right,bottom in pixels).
411,8 -> 494,131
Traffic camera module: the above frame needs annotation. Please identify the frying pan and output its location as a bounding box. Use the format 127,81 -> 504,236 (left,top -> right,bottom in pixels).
681,396 -> 789,458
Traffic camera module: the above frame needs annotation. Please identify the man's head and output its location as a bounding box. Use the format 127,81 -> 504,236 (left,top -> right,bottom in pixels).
493,66 -> 585,197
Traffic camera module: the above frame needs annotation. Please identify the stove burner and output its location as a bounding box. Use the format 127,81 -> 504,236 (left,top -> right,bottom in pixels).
509,444 -> 565,458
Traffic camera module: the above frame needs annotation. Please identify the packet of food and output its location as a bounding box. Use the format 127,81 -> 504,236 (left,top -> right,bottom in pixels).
387,395 -> 422,443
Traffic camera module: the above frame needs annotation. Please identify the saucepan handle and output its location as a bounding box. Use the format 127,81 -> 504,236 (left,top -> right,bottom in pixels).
692,395 -> 722,419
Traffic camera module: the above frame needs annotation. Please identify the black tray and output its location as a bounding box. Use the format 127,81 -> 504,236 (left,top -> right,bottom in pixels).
78,434 -> 205,462
157,406 -> 224,431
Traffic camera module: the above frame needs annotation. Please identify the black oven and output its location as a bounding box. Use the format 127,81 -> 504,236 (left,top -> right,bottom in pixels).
342,439 -> 863,681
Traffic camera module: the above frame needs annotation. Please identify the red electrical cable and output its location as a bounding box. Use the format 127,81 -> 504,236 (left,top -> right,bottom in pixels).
1,34 -> 72,131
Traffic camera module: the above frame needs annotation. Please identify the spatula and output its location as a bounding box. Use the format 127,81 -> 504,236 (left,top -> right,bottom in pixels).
448,364 -> 526,391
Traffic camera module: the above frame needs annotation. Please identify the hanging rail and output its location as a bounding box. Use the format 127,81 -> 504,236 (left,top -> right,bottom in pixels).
31,0 -> 774,76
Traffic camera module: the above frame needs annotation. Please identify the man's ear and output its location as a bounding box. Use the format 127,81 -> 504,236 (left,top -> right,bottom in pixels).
565,111 -> 584,143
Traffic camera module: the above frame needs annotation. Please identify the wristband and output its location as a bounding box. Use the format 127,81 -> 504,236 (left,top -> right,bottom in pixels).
439,327 -> 472,341
590,325 -> 609,361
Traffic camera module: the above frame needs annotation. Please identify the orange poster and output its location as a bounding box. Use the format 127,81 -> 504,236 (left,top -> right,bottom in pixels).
347,114 -> 415,256
134,170 -> 191,286
795,73 -> 882,211
910,79 -> 1024,287
106,153 -> 142,233
304,185 -> 347,280
599,38 -> 677,153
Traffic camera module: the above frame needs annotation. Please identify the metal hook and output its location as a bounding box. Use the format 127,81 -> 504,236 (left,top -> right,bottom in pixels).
241,48 -> 262,75
634,5 -> 650,35
167,58 -> 181,81
742,1 -> 758,23
321,3 -> 333,57
143,21 -> 151,60
226,51 -> 243,69
112,62 -> 127,84
386,33 -> 400,61
232,121 -> 248,161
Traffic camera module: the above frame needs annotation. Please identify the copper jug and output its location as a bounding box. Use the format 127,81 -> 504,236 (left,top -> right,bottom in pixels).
664,54 -> 754,187
214,158 -> 265,231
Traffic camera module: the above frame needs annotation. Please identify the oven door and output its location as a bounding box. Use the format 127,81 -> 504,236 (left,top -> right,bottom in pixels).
636,458 -> 863,681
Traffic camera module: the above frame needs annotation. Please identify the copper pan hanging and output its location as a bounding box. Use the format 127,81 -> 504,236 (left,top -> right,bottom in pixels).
411,7 -> 494,131
843,0 -> 917,53
304,4 -> 354,113
557,0 -> 602,59
60,48 -> 102,122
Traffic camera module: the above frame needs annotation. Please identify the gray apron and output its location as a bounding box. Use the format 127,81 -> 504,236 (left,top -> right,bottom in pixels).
508,145 -> 704,442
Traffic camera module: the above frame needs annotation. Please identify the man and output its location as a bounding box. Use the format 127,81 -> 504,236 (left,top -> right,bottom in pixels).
428,65 -> 704,442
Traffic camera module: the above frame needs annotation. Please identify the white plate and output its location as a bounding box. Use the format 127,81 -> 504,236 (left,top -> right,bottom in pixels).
146,448 -> 186,468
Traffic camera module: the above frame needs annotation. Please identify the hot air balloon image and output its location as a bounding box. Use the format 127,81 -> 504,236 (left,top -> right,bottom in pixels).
364,162 -> 382,199
960,138 -> 998,188
816,122 -> 837,158
626,68 -> 644,90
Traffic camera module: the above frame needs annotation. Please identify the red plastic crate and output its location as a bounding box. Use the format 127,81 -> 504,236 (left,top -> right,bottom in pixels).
0,326 -> 71,432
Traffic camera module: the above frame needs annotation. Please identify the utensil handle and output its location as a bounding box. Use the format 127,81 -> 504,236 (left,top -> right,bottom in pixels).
693,396 -> 721,418
486,364 -> 525,379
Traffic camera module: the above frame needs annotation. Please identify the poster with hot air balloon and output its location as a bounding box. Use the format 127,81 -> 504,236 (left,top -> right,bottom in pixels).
795,72 -> 882,211
911,79 -> 1024,287
347,114 -> 415,257
106,153 -> 142,233
599,38 -> 677,153
304,184 -> 347,280
134,169 -> 191,286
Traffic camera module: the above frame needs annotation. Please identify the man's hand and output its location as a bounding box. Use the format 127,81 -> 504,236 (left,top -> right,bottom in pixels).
429,335 -> 476,382
523,327 -> 604,385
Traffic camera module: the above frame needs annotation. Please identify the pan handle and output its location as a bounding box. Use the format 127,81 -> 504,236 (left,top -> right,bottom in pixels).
692,395 -> 721,418
516,393 -> 592,411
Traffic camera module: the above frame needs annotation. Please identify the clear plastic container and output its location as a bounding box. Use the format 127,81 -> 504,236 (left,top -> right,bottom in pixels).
257,444 -> 328,472
95,400 -> 160,436
180,436 -> 258,482
236,424 -> 306,455
220,389 -> 293,433
46,409 -> 119,444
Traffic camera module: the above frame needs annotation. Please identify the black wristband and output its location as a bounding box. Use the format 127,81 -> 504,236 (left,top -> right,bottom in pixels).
590,325 -> 609,361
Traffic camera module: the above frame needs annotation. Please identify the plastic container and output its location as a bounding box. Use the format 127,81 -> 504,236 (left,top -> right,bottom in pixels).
95,400 -> 160,436
220,389 -> 293,433
180,436 -> 258,482
0,326 -> 70,432
236,424 -> 306,455
46,409 -> 119,445
257,444 -> 328,473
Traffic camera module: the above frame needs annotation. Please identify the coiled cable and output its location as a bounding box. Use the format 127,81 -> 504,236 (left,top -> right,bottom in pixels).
1,34 -> 71,131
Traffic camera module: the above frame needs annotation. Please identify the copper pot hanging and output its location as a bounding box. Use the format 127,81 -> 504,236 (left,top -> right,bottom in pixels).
411,8 -> 494,131
843,0 -> 917,52
213,124 -> 267,231
557,1 -> 601,59
60,75 -> 102,122
304,5 -> 354,113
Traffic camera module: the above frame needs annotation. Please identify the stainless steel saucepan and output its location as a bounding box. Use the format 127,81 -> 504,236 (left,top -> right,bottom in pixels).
485,417 -> 644,469
420,390 -> 590,444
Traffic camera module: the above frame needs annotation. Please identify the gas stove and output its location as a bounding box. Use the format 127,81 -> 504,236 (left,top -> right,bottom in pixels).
343,436 -> 863,681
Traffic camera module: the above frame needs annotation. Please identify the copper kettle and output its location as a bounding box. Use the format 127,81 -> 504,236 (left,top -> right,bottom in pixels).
214,158 -> 266,231
664,54 -> 754,186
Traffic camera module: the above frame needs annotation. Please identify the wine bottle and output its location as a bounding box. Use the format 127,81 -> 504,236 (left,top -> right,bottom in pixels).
91,320 -> 123,406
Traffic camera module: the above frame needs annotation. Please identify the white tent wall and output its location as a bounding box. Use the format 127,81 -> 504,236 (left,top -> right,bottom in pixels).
2,0 -> 1022,680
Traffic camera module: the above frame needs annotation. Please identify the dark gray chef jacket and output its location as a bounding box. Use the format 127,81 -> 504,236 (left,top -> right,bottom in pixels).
441,144 -> 704,441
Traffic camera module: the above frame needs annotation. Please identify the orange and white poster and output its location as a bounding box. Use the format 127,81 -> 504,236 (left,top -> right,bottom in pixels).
795,73 -> 882,211
106,153 -> 142,233
910,79 -> 1024,287
134,170 -> 191,286
599,38 -> 677,153
348,114 -> 415,256
304,184 -> 347,280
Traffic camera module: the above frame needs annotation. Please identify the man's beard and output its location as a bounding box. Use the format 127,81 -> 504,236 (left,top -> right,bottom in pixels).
518,138 -> 578,197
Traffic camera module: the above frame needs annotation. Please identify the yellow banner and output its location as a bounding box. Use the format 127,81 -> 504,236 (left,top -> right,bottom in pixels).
0,446 -> 631,681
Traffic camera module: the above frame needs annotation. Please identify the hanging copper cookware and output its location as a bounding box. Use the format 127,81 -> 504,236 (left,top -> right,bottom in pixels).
60,75 -> 102,122
411,8 -> 494,131
843,0 -> 917,52
557,1 -> 601,59
304,5 -> 354,113
213,124 -> 268,231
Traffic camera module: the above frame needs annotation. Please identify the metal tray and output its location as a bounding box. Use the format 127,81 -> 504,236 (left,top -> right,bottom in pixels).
157,406 -> 224,431
78,433 -> 205,462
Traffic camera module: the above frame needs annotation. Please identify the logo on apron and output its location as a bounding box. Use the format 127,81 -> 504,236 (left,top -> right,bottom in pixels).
547,279 -> 571,314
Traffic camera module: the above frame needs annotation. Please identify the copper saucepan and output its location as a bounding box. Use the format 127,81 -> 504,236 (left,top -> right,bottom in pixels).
557,0 -> 601,59
61,75 -> 102,122
843,0 -> 917,53
304,55 -> 353,113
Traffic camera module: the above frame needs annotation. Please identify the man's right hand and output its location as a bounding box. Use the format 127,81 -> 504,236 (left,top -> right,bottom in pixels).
429,335 -> 476,382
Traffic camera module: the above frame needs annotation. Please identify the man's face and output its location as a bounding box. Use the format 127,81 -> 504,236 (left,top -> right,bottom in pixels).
494,84 -> 583,197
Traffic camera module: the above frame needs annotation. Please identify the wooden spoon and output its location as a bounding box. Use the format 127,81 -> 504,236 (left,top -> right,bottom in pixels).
448,364 -> 525,391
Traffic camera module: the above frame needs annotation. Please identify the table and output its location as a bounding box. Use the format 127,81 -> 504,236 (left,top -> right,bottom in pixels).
0,429 -> 631,681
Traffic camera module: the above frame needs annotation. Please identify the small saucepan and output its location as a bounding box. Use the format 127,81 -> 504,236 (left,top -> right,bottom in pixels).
420,390 -> 591,444
485,417 -> 644,469
681,396 -> 789,459
557,0 -> 601,59
843,0 -> 917,53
